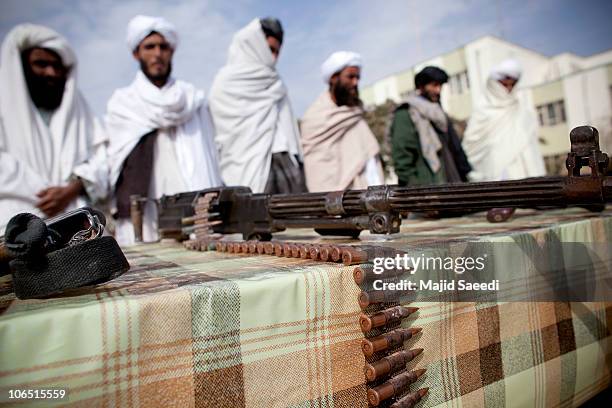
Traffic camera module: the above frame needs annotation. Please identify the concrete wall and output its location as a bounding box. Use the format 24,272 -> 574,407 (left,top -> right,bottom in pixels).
443,49 -> 471,120
531,80 -> 564,106
545,53 -> 584,80
396,69 -> 415,98
371,76 -> 401,105
585,50 -> 612,69
538,123 -> 570,156
442,48 -> 467,75
563,66 -> 611,127
361,86 -> 375,106
562,65 -> 612,154
446,92 -> 472,120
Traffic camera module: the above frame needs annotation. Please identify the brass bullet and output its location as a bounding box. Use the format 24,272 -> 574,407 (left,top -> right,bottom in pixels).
367,369 -> 426,406
361,327 -> 422,357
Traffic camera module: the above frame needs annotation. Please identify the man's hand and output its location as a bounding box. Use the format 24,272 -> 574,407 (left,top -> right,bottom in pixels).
36,179 -> 84,217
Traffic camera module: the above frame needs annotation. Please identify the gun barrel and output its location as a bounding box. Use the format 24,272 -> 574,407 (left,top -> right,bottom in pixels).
389,177 -> 569,211
268,176 -> 610,220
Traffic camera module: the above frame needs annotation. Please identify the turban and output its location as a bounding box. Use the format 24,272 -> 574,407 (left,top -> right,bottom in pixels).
414,66 -> 448,88
6,23 -> 76,67
489,59 -> 522,81
260,17 -> 284,44
321,51 -> 362,84
126,15 -> 178,51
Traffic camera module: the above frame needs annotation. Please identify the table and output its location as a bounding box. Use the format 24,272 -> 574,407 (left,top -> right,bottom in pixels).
0,208 -> 610,407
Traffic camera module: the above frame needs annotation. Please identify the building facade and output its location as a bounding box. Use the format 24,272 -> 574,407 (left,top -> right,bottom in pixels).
361,36 -> 612,158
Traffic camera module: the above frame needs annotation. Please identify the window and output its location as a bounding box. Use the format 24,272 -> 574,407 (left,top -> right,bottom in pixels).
547,104 -> 556,123
538,109 -> 545,128
536,100 -> 566,126
462,73 -> 470,90
559,102 -> 566,122
448,71 -> 469,95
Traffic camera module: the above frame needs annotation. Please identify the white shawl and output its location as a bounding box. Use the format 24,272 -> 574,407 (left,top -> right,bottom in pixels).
462,78 -> 546,181
106,71 -> 222,191
0,24 -> 108,234
209,19 -> 302,193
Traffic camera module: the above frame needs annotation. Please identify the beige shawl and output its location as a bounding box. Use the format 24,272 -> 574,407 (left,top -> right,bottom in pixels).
300,92 -> 382,192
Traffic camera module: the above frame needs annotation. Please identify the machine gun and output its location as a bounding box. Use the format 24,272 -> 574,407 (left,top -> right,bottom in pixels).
149,126 -> 611,242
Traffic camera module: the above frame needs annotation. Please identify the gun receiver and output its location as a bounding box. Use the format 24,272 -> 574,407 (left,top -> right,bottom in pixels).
158,126 -> 612,241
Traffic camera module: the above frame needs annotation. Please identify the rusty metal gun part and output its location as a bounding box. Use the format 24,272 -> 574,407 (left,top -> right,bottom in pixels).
159,126 -> 612,241
129,195 -> 148,242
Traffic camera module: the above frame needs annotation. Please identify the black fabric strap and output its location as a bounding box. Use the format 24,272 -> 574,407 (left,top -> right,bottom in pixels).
3,211 -> 130,299
10,236 -> 129,299
4,213 -> 52,257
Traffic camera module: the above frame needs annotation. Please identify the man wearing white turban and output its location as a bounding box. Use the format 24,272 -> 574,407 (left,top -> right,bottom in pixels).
462,59 -> 546,181
0,24 -> 109,234
209,18 -> 306,194
300,51 -> 384,192
106,15 -> 222,246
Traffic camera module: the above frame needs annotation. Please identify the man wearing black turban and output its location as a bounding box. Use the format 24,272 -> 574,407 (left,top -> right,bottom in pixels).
390,66 -> 471,186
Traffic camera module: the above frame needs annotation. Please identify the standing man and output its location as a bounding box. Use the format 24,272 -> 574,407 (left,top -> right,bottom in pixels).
209,18 -> 305,194
0,24 -> 108,234
462,59 -> 546,181
390,66 -> 471,186
300,51 -> 383,192
106,15 -> 222,245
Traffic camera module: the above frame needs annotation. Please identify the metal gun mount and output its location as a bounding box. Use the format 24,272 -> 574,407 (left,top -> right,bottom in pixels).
153,126 -> 612,241
567,126 -> 609,177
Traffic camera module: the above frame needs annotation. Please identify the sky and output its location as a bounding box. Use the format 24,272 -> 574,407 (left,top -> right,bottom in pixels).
1,0 -> 611,117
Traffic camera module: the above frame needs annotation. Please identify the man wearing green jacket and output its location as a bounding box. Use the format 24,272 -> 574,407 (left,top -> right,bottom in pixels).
390,66 -> 471,186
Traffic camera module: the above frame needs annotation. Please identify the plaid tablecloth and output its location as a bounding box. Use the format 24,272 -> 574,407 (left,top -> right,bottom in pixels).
0,208 -> 610,407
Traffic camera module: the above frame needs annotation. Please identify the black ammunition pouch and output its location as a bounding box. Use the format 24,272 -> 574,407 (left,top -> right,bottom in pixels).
1,208 -> 129,299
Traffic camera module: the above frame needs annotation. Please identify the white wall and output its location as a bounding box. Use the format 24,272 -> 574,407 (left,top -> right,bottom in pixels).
545,53 -> 584,79
372,76 -> 401,105
562,66 -> 612,152
584,50 -> 612,69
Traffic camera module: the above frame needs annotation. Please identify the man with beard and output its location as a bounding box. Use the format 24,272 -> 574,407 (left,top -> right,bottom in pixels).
210,18 -> 305,194
300,51 -> 383,192
390,66 -> 471,186
106,15 -> 222,245
0,24 -> 109,234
